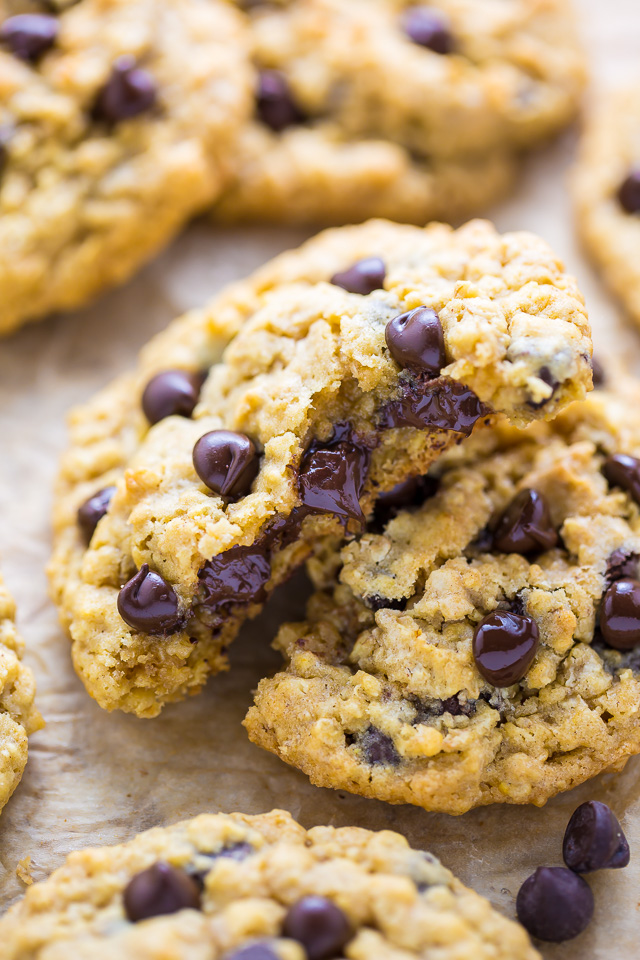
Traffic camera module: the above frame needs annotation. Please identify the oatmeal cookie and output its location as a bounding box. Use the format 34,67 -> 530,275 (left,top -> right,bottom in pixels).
245,381 -> 640,814
213,0 -> 585,223
0,808 -> 539,960
0,571 -> 43,815
49,219 -> 592,717
0,0 -> 251,335
574,84 -> 640,330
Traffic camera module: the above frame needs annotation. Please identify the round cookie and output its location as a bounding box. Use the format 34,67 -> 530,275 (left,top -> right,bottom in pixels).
49,219 -> 592,717
0,808 -> 540,959
0,0 -> 251,335
245,381 -> 640,814
213,0 -> 585,223
0,571 -> 43,815
574,84 -> 640,329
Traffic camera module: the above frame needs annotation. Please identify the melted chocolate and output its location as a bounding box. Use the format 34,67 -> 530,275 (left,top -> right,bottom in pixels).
298,422 -> 373,525
380,375 -> 486,436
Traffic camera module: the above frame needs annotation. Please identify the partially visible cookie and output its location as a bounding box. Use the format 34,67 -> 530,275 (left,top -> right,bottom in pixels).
574,85 -> 640,329
0,571 -> 43,815
0,808 -> 539,960
214,0 -> 585,223
0,0 -> 251,335
245,381 -> 640,814
49,219 -> 592,717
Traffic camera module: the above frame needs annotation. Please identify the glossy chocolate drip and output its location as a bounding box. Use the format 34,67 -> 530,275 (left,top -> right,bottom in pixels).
379,375 -> 486,436
298,422 -> 373,525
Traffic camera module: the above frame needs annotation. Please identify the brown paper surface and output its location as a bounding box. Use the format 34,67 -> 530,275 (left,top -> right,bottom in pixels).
2,3 -> 640,955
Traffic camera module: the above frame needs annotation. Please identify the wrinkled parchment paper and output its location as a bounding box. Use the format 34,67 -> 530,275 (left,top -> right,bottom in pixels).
2,2 -> 640,955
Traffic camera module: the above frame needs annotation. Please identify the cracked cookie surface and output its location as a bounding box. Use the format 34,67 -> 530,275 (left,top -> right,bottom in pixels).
0,808 -> 539,960
574,84 -> 640,330
213,0 -> 585,223
245,382 -> 640,814
49,219 -> 592,717
0,572 -> 43,816
0,0 -> 251,335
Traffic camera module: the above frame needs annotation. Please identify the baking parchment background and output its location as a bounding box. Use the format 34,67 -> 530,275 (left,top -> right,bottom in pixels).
1,0 -> 640,954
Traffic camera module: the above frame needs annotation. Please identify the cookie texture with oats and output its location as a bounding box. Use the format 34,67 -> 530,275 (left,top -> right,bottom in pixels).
245,382 -> 640,814
0,572 -> 43,815
574,84 -> 640,329
0,0 -> 250,335
213,0 -> 585,223
49,219 -> 592,718
0,807 -> 539,960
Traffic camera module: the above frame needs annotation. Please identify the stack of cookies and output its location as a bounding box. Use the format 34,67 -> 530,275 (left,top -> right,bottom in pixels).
2,0 -> 640,957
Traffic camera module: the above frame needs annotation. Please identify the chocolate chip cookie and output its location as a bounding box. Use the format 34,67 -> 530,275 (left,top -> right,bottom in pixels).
0,808 -> 539,959
49,219 -> 592,717
0,571 -> 43,815
245,380 -> 640,814
574,84 -> 640,330
0,0 -> 251,335
213,0 -> 585,223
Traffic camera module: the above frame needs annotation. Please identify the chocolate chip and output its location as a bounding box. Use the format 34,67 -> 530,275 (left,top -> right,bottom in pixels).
472,611 -> 540,686
191,842 -> 254,890
402,6 -> 453,54
0,14 -> 58,61
193,430 -> 259,498
563,801 -> 630,873
197,544 -> 272,618
283,896 -> 351,960
117,564 -> 181,635
372,474 -> 438,531
605,549 -> 639,587
364,594 -> 406,612
352,725 -> 401,766
603,453 -> 640,505
298,423 -> 371,525
225,947 -> 279,960
600,577 -> 640,650
591,356 -> 605,388
94,55 -> 156,123
516,867 -> 594,942
330,257 -> 386,296
492,489 -> 558,555
256,69 -> 303,131
123,862 -> 201,922
142,370 -> 204,425
618,171 -> 640,214
77,485 -> 116,544
385,307 -> 445,376
380,375 -> 486,436
528,366 -> 561,409
413,695 -> 476,722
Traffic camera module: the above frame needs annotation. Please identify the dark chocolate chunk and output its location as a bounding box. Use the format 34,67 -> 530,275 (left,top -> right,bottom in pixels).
330,257 -> 386,296
256,69 -> 304,131
77,485 -> 116,544
372,474 -> 438,531
600,577 -> 640,651
618,170 -> 640,214
355,725 -> 401,766
380,375 -> 486,436
605,549 -> 639,587
225,947 -> 279,960
472,610 -> 540,686
123,862 -> 201,922
602,453 -> 640,505
298,423 -> 372,525
402,6 -> 453,54
385,306 -> 445,376
0,14 -> 58,61
117,564 -> 181,634
142,370 -> 204,425
591,356 -> 605,388
516,866 -> 594,942
193,430 -> 259,498
563,800 -> 630,873
492,489 -> 558,555
94,55 -> 156,123
283,896 -> 351,960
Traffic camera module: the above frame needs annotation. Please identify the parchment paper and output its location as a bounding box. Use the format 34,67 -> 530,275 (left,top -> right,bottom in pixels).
2,2 -> 640,955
